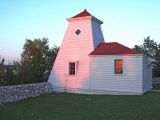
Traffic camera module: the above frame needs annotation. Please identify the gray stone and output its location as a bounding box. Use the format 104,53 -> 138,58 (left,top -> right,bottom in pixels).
0,82 -> 53,104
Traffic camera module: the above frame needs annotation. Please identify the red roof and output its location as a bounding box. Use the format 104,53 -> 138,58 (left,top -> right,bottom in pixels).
89,42 -> 143,55
72,9 -> 91,18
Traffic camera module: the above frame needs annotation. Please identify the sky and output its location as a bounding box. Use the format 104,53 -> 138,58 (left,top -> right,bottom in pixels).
0,0 -> 160,64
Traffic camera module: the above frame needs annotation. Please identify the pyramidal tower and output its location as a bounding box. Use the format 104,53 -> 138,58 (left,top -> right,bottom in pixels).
48,9 -> 104,93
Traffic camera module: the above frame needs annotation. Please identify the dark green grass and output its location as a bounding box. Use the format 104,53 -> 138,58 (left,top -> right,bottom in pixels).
0,92 -> 160,120
153,83 -> 160,90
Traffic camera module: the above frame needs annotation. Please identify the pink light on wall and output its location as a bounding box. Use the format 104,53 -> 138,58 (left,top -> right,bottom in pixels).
124,55 -> 142,77
48,9 -> 105,92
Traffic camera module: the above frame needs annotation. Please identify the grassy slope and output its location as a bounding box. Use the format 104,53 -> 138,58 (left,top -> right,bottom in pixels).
0,92 -> 160,120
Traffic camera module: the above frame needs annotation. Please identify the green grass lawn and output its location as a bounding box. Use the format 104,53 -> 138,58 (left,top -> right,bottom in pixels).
0,92 -> 160,120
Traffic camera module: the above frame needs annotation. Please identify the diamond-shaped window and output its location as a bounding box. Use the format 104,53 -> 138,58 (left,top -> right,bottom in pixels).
75,29 -> 81,35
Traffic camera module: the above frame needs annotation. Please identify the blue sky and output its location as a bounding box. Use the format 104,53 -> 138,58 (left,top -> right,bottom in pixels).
0,0 -> 160,64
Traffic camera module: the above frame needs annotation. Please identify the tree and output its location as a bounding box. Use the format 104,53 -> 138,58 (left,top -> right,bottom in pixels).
0,38 -> 58,85
133,36 -> 160,77
0,57 -> 5,85
19,38 -> 58,83
47,45 -> 59,76
0,57 -> 20,86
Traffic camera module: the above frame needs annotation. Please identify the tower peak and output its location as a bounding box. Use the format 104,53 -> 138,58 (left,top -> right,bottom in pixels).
67,9 -> 103,24
71,9 -> 91,18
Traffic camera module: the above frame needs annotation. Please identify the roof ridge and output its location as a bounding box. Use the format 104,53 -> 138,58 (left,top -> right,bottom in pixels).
71,9 -> 91,18
106,42 -> 134,51
106,42 -> 117,44
115,42 -> 141,53
98,42 -> 117,45
67,9 -> 103,24
114,42 -> 132,49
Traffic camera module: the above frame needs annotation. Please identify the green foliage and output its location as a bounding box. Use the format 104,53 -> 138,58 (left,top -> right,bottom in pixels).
0,57 -> 5,85
0,58 -> 20,86
47,45 -> 59,77
0,38 -> 58,86
133,45 -> 144,52
133,36 -> 160,77
18,38 -> 58,84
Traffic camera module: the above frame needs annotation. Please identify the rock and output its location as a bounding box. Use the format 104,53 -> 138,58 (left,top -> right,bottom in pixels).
0,82 -> 52,104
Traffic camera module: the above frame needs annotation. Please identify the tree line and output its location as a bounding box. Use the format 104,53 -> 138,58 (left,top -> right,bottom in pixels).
0,36 -> 160,86
0,38 -> 58,86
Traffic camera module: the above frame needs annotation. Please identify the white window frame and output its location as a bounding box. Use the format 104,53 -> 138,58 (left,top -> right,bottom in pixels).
68,61 -> 79,76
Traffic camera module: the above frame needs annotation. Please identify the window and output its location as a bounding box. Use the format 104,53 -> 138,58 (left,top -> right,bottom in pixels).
75,29 -> 81,35
69,62 -> 76,75
115,59 -> 123,74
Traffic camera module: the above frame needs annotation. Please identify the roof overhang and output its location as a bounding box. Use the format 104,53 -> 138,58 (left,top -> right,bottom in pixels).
89,54 -> 143,56
66,16 -> 103,25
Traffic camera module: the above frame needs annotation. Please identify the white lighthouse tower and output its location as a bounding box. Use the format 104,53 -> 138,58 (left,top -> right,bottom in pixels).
48,9 -> 104,93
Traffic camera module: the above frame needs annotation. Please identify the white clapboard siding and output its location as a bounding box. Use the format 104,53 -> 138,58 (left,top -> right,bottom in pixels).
142,55 -> 153,93
48,16 -> 104,92
89,55 -> 143,94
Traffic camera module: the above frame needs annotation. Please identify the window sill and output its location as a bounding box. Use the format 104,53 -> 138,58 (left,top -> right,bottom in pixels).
114,74 -> 125,76
68,75 -> 77,77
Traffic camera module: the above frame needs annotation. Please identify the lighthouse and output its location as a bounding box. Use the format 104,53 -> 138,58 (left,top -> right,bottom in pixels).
48,9 -> 104,92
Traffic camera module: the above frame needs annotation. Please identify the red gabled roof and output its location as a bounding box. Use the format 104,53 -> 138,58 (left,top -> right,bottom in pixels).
68,9 -> 103,24
89,42 -> 143,55
72,9 -> 91,18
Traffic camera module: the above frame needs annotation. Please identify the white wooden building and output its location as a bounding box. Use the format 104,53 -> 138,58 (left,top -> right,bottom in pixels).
48,10 -> 153,95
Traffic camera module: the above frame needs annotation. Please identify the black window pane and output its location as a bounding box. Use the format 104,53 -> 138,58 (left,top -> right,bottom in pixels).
75,29 -> 81,35
69,62 -> 75,75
